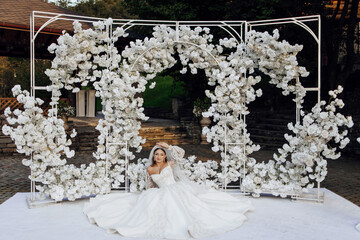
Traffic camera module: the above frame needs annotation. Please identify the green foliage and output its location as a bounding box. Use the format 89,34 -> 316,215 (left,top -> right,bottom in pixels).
58,100 -> 75,116
0,57 -> 51,99
193,97 -> 211,117
223,0 -> 325,21
95,97 -> 103,112
56,0 -> 73,8
124,0 -> 227,21
143,75 -> 186,110
123,0 -> 325,21
71,0 -> 134,19
61,0 -> 326,22
159,57 -> 212,104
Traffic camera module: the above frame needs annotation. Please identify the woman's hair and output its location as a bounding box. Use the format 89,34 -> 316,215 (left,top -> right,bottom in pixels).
151,148 -> 168,166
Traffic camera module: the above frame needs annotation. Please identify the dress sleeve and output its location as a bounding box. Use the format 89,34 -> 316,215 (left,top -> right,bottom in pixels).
146,171 -> 154,189
168,145 -> 185,167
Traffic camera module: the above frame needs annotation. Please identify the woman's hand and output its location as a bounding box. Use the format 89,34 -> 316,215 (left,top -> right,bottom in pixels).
156,142 -> 169,149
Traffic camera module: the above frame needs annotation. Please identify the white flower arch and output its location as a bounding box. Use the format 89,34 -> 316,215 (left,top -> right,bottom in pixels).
2,15 -> 353,203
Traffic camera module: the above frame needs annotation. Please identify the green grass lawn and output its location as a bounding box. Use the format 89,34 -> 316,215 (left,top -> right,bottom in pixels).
143,75 -> 186,110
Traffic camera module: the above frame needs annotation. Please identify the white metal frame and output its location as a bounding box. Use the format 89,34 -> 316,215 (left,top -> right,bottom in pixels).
248,16 -> 322,203
105,140 -> 129,192
222,15 -> 322,202
29,11 -> 322,204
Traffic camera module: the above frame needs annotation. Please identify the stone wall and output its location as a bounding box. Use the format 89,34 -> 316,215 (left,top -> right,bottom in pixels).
180,117 -> 202,144
70,124 -> 100,152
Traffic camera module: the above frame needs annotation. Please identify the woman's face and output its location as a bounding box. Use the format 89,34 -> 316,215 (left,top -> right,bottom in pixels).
154,149 -> 166,164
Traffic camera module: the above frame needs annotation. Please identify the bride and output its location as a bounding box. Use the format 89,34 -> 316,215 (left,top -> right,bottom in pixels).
84,142 -> 254,239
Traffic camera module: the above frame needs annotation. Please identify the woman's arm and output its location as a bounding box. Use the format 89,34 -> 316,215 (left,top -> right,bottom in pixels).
168,145 -> 185,161
156,142 -> 185,166
156,142 -> 185,160
146,167 -> 154,189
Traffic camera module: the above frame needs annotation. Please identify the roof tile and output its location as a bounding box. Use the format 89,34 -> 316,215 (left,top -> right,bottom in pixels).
0,0 -> 90,32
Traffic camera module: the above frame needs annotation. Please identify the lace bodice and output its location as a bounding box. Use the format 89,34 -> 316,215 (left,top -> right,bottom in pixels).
151,165 -> 176,188
146,145 -> 185,189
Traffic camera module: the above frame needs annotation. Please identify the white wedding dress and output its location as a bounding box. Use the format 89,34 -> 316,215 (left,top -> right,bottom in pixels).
84,146 -> 254,239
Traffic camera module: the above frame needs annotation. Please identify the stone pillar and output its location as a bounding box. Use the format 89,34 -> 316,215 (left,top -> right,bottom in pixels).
172,97 -> 185,120
86,90 -> 96,117
76,90 -> 86,117
172,97 -> 179,119
200,117 -> 211,144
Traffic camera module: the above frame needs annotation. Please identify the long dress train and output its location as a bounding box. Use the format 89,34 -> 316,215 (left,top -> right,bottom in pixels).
84,146 -> 254,239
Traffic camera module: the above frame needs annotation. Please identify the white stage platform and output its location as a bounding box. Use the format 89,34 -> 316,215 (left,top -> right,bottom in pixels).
0,189 -> 359,240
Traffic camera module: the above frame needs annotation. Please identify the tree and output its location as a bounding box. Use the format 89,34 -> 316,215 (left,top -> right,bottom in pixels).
123,0 -> 228,21
123,0 -> 324,21
324,0 -> 360,92
55,0 -> 73,8
0,57 -> 51,99
58,1 -> 359,106
71,0 -> 134,19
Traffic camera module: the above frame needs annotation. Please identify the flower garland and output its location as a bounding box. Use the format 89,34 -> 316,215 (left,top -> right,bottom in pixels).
201,29 -> 309,186
2,19 -> 354,201
45,19 -> 147,192
242,86 -> 353,197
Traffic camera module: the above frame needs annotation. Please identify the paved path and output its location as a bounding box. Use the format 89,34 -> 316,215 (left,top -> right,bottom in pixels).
1,145 -> 359,206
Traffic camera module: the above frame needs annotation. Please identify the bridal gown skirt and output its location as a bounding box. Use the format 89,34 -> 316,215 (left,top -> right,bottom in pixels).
84,181 -> 254,239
